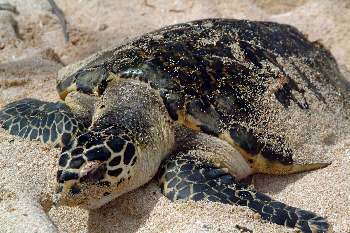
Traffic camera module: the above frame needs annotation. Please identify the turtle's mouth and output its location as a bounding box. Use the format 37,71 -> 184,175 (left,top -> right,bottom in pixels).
53,185 -> 86,207
54,162 -> 110,208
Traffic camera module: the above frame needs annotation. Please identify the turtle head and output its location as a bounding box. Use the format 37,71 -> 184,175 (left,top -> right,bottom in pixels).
54,128 -> 139,209
57,66 -> 118,100
54,77 -> 175,209
56,46 -> 119,100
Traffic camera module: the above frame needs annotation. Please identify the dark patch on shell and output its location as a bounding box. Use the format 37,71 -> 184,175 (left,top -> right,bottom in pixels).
274,77 -> 309,109
229,125 -> 262,155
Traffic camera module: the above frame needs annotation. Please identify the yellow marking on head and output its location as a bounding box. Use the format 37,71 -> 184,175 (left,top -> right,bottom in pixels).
176,109 -> 201,131
59,83 -> 77,100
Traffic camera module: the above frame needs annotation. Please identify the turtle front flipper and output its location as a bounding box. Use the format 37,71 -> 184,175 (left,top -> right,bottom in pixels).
0,98 -> 85,147
158,153 -> 329,233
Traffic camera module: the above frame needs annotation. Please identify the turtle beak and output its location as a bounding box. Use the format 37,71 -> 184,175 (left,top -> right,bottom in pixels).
58,83 -> 78,100
59,90 -> 69,100
53,182 -> 83,207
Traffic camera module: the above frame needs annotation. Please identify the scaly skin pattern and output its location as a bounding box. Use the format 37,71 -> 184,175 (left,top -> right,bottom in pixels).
0,99 -> 85,146
55,125 -> 138,207
158,153 -> 329,233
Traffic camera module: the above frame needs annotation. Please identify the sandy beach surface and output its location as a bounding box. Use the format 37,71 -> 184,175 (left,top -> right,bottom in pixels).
0,0 -> 349,232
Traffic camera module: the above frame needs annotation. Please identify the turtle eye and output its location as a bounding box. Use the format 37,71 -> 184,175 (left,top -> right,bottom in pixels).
96,72 -> 120,95
70,183 -> 81,195
57,66 -> 108,100
75,67 -> 107,95
54,126 -> 138,208
80,163 -> 107,183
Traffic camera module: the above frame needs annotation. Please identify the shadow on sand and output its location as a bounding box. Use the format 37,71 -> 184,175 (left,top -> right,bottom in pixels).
87,182 -> 162,233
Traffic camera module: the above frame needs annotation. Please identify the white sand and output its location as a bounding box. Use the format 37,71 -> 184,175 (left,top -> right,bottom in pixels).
0,0 -> 349,232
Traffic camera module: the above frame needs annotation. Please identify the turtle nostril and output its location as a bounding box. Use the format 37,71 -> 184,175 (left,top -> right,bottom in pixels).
57,170 -> 63,182
56,185 -> 63,194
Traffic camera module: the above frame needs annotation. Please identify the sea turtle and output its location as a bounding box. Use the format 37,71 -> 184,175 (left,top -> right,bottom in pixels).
1,18 -> 348,232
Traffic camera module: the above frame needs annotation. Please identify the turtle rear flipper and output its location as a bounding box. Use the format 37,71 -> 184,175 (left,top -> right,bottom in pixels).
220,128 -> 330,175
0,98 -> 85,147
158,153 -> 329,233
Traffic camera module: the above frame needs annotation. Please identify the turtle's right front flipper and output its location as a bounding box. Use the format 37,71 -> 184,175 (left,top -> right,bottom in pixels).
0,98 -> 85,147
158,153 -> 329,233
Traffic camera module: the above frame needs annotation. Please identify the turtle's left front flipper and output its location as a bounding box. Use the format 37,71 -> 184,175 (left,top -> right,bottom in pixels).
158,153 -> 329,233
0,98 -> 85,147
